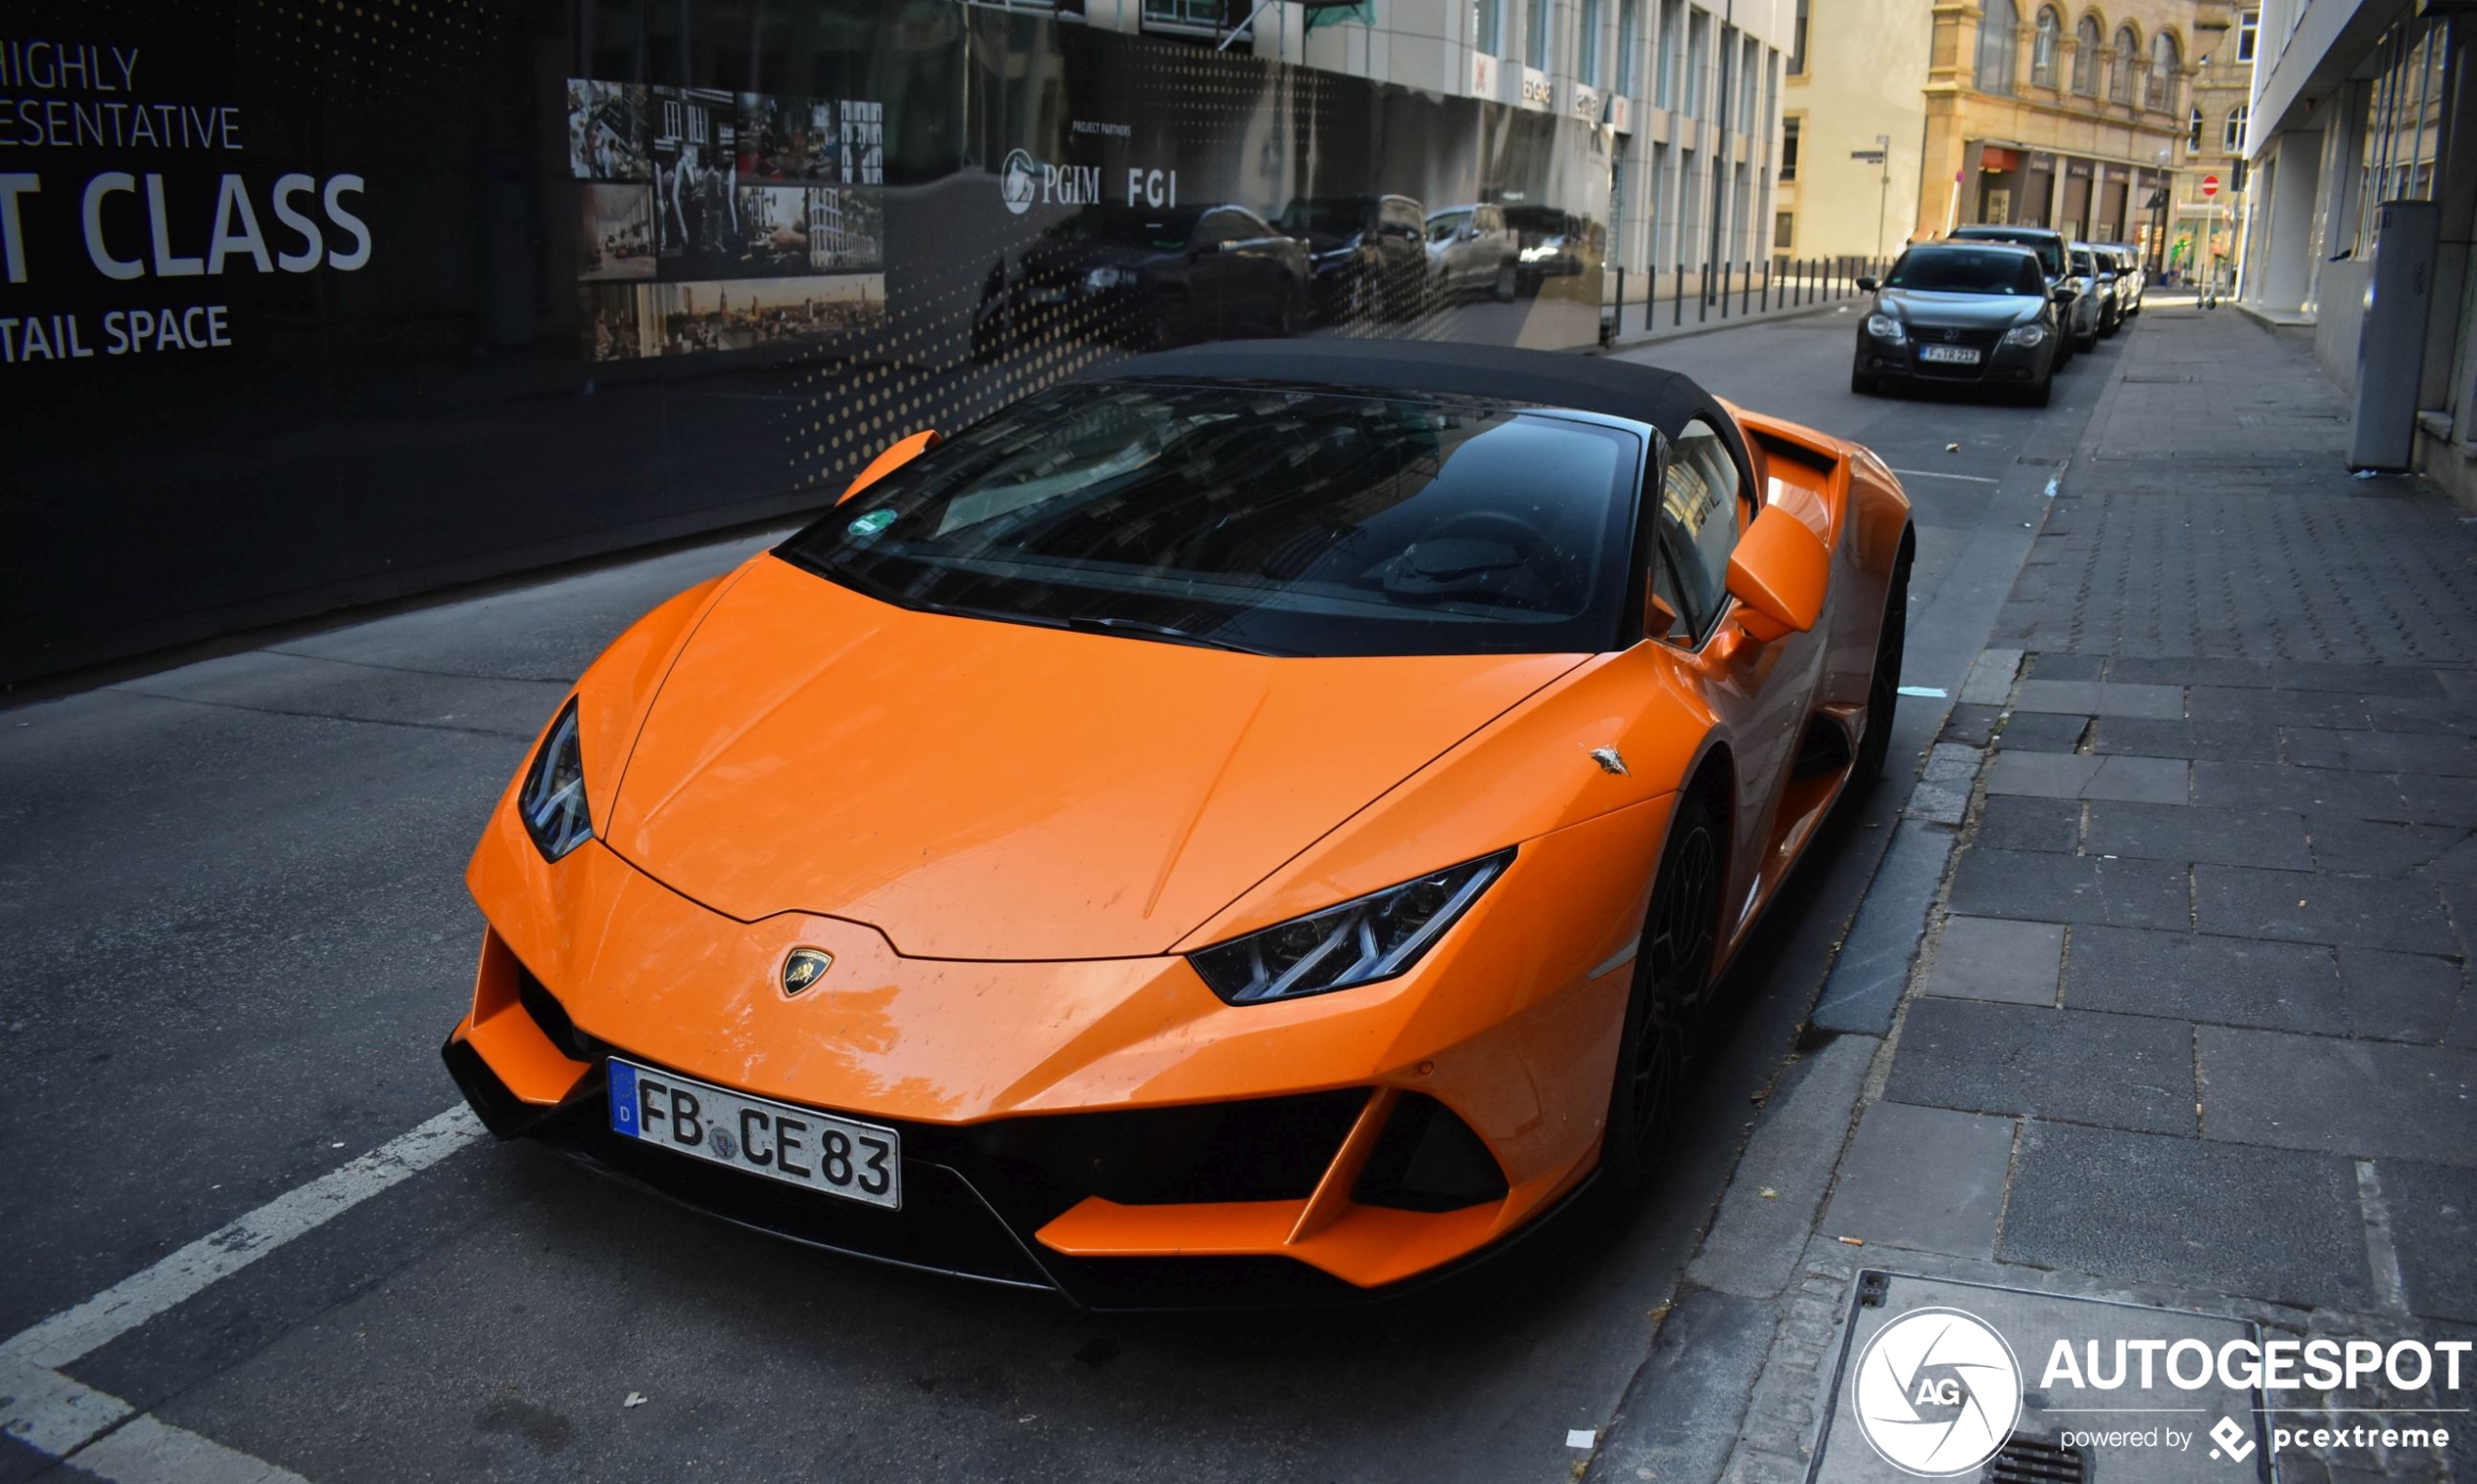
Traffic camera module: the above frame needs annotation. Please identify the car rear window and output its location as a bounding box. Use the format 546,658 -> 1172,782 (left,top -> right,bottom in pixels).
778,381 -> 1643,658
1953,228 -> 2065,277
1886,248 -> 2047,296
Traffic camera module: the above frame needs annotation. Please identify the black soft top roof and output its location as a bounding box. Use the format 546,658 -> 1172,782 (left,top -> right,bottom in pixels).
1088,337 -> 1735,447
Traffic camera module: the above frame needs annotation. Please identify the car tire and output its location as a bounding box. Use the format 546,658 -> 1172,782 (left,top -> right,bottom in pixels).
1600,787 -> 1721,1200
1854,545 -> 1911,783
1493,262 -> 1517,302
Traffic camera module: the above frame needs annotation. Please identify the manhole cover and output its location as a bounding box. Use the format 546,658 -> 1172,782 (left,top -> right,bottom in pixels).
1805,1272 -> 2272,1482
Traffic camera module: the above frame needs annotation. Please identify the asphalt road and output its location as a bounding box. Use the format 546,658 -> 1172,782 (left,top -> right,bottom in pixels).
0,307 -> 2123,1483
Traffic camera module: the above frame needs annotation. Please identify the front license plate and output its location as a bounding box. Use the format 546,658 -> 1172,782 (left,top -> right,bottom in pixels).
608,1059 -> 900,1209
1919,344 -> 1982,364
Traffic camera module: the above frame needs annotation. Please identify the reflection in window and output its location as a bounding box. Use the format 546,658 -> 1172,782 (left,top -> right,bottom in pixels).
2147,31 -> 2179,112
2223,102 -> 2248,153
1658,419 -> 1744,638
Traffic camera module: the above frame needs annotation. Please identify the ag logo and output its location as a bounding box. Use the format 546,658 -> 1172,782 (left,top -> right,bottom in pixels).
1851,1307 -> 2023,1476
1001,148 -> 1040,215
781,947 -> 835,996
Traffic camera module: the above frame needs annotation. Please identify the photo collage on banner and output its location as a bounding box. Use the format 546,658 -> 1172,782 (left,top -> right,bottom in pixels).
572,81 -> 885,363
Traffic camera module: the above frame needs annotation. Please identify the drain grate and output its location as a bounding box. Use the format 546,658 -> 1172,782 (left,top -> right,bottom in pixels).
1982,1434 -> 2086,1482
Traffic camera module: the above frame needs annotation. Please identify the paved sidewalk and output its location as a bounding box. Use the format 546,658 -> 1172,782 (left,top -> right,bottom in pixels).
1592,303 -> 2477,1483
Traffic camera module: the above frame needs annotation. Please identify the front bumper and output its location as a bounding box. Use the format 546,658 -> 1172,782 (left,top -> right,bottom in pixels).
1857,330 -> 2050,386
444,792 -> 1672,1304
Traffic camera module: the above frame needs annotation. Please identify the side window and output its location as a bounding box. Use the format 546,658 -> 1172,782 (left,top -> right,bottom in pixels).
1656,418 -> 1747,639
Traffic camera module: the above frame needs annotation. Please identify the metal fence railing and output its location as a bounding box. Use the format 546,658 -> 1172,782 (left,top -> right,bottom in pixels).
1603,256 -> 1887,342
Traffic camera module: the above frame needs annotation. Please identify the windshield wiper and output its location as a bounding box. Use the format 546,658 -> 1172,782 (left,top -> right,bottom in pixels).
1060,614 -> 1284,657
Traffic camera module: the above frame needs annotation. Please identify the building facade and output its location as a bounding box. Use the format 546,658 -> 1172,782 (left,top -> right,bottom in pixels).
1234,0 -> 1791,294
2166,1 -> 2256,286
1917,0 -> 2228,261
2238,0 -> 2474,501
1775,0 -> 1935,263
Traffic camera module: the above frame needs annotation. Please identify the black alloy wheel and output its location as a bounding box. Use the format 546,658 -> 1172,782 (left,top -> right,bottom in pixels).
1602,788 -> 1722,1199
1854,547 -> 1912,782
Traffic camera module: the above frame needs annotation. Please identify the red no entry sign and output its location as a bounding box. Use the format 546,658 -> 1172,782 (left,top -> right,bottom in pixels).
2202,175 -> 2221,197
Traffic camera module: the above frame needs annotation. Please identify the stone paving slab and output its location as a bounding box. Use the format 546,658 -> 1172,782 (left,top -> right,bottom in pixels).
1946,847 -> 2191,929
2090,715 -> 2283,762
1920,916 -> 2064,1005
1883,997 -> 2195,1134
1819,1102 -> 2014,1258
1972,795 -> 2080,853
2287,727 -> 2477,777
1988,709 -> 2087,753
2185,684 -> 2371,729
2304,813 -> 2466,876
2063,924 -> 2344,1033
2338,949 -> 2467,1043
1986,750 -> 2189,804
2012,679 -> 2186,719
1998,1120 -> 2378,1311
2376,1159 -> 2477,1322
2195,864 -> 2457,955
2197,1027 -> 2477,1164
2084,800 -> 2310,870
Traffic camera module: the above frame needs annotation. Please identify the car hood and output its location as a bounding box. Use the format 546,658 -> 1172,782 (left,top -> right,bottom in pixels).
1877,290 -> 2043,328
603,555 -> 1589,960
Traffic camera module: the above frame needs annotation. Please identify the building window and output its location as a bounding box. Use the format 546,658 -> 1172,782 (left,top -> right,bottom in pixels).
1789,0 -> 1808,75
2072,17 -> 2102,95
1527,0 -> 1550,68
2110,26 -> 2138,103
2147,31 -> 2179,111
2223,102 -> 2248,153
1781,116 -> 1799,179
1686,11 -> 1708,117
1617,0 -> 1640,94
2236,10 -> 2258,61
2188,105 -> 2202,150
1975,0 -> 2018,95
2031,7 -> 2061,86
1775,210 -> 1794,251
1475,0 -> 1502,56
1581,0 -> 1604,84
1742,36 -> 1761,132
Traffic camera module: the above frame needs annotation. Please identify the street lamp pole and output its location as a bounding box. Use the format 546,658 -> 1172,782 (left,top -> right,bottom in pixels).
1874,133 -> 1892,259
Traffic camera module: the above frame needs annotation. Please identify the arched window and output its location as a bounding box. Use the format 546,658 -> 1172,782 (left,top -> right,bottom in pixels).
2110,25 -> 2139,103
2188,105 -> 2202,149
2147,31 -> 2180,111
2031,8 -> 2063,86
2071,16 -> 2102,95
1976,0 -> 2019,95
2223,102 -> 2250,153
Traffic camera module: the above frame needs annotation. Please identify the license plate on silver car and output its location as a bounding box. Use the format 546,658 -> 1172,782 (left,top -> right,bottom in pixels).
1919,344 -> 1981,364
608,1058 -> 901,1209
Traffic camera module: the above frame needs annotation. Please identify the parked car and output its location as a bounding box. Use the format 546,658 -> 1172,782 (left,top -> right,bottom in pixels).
1278,193 -> 1428,323
970,203 -> 1309,355
1504,205 -> 1588,293
2100,244 -> 2145,316
1425,203 -> 1519,303
1947,225 -> 2092,364
2072,243 -> 2120,339
1853,242 -> 2067,406
440,335 -> 1916,1305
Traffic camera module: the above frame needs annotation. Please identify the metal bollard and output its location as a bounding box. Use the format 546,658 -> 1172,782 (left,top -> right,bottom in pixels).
1699,263 -> 1709,323
1741,262 -> 1751,316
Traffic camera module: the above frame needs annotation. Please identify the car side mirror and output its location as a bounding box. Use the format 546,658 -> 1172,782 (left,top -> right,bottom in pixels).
2052,287 -> 2076,304
1856,275 -> 1879,293
1724,506 -> 1829,643
840,429 -> 941,502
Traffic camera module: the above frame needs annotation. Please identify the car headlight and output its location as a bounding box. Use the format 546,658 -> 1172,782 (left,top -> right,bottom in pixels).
519,699 -> 593,862
1188,849 -> 1514,1004
2002,323 -> 2048,346
1865,313 -> 1906,341
1082,266 -> 1128,292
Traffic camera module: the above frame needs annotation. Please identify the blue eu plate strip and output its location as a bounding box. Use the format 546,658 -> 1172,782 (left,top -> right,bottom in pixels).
608,1060 -> 640,1138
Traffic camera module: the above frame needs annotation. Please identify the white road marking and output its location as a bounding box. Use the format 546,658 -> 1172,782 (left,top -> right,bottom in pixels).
0,1104 -> 486,1484
4,1106 -> 484,1370
1886,468 -> 2000,484
64,1414 -> 311,1484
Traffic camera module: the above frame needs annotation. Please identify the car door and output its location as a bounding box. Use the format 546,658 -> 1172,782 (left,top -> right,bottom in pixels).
1646,419 -> 1831,944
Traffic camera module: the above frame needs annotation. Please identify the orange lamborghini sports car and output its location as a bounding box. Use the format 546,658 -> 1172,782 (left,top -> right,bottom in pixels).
443,338 -> 1912,1307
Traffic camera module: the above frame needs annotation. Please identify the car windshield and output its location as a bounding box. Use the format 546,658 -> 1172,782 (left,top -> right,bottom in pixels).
1954,229 -> 2065,277
778,381 -> 1641,658
1278,199 -> 1367,235
1885,248 -> 2046,296
1427,212 -> 1471,242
